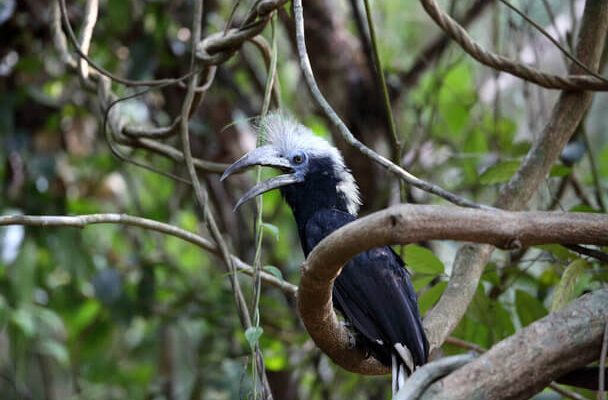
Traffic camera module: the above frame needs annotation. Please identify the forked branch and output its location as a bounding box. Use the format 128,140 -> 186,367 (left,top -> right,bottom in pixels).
297,204 -> 608,374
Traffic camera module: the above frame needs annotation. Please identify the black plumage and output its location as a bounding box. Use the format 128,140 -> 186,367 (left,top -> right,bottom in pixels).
281,164 -> 428,370
221,113 -> 428,385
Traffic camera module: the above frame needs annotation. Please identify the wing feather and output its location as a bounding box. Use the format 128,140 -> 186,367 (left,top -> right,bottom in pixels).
304,209 -> 428,368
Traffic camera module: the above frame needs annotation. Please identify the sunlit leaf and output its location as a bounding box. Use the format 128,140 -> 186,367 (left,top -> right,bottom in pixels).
244,326 -> 263,349
262,223 -> 280,242
11,308 -> 36,337
479,160 -> 520,185
412,275 -> 435,291
68,300 -> 101,338
515,290 -> 547,327
551,259 -> 588,312
404,245 -> 444,275
535,244 -> 572,261
418,281 -> 447,315
549,165 -> 572,177
39,340 -> 69,366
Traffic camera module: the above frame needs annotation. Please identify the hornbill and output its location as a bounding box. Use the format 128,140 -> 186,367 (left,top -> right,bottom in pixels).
221,113 -> 428,391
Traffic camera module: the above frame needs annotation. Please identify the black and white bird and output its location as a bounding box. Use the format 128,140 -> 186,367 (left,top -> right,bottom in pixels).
221,113 -> 428,392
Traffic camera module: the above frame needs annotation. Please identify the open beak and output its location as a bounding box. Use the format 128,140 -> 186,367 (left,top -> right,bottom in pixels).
221,145 -> 300,210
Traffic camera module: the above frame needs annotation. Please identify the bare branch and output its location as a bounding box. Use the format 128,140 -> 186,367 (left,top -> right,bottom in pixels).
195,0 -> 287,65
398,0 -> 492,88
0,214 -> 297,296
420,289 -> 608,399
423,0 -> 608,354
445,336 -> 590,400
419,0 -> 608,91
77,0 -> 98,81
58,0 -> 192,87
292,0 -> 488,210
600,321 -> 608,400
297,204 -> 608,374
394,354 -> 476,400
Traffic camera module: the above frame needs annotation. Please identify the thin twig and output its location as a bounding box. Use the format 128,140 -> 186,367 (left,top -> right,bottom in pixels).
292,0 -> 488,210
600,321 -> 608,400
180,1 -> 272,396
419,0 -> 608,91
565,244 -> 608,264
77,0 -> 98,81
362,0 -> 400,160
424,0 -> 608,358
497,0 -> 608,84
0,213 -> 295,294
58,0 -> 191,87
581,130 -> 607,212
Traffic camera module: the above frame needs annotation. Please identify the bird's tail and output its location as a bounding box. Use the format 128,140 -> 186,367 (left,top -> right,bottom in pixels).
391,343 -> 415,395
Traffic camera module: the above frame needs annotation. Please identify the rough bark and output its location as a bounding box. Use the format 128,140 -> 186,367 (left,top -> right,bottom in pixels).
297,204 -> 608,374
420,289 -> 608,400
422,0 -> 608,352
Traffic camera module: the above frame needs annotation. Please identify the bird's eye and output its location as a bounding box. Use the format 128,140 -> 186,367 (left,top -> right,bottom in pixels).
292,153 -> 305,165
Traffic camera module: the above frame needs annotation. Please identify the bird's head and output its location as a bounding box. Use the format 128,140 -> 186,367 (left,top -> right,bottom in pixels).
221,113 -> 361,216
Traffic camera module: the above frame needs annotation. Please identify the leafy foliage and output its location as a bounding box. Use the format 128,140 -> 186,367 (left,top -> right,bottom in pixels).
0,0 -> 606,399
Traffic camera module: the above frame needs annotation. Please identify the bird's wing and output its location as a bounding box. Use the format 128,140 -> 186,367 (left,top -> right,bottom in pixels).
305,209 -> 428,368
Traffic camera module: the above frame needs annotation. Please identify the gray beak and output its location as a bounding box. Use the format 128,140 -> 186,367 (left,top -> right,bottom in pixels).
221,145 -> 300,210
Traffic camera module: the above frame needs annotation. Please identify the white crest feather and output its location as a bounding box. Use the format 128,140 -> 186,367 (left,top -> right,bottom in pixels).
258,112 -> 362,215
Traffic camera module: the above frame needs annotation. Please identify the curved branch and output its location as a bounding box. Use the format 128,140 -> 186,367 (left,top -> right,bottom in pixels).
394,353 -> 476,400
419,0 -> 608,91
420,289 -> 608,399
194,0 -> 287,65
291,0 -> 488,210
297,204 -> 608,374
0,214 -> 297,296
423,0 -> 608,354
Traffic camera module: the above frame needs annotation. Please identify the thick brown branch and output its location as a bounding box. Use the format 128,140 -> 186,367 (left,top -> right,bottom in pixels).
420,289 -> 608,399
423,0 -> 608,354
297,204 -> 608,374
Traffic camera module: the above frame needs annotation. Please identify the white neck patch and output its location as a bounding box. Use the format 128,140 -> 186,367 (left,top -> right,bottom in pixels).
258,112 -> 362,215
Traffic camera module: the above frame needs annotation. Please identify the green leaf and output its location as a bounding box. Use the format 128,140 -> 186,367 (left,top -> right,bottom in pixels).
515,290 -> 547,327
0,295 -> 8,329
404,245 -> 444,275
418,281 -> 447,315
262,223 -> 280,242
479,160 -> 520,185
244,326 -> 263,350
550,165 -> 572,177
551,259 -> 588,312
468,287 -> 515,344
412,275 -> 435,291
263,266 -> 283,282
535,244 -> 572,261
11,308 -> 36,337
68,300 -> 101,338
39,340 -> 69,366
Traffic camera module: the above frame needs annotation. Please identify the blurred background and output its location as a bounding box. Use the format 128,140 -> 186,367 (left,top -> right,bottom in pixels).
0,0 -> 606,398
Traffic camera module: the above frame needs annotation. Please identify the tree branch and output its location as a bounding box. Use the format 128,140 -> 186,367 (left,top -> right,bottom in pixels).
291,0 -> 488,210
420,289 -> 608,399
394,353 -> 476,400
297,204 -> 608,374
0,214 -> 297,296
423,0 -> 608,354
419,0 -> 608,91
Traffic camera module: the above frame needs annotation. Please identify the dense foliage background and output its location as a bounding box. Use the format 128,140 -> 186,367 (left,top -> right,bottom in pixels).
0,0 -> 606,399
